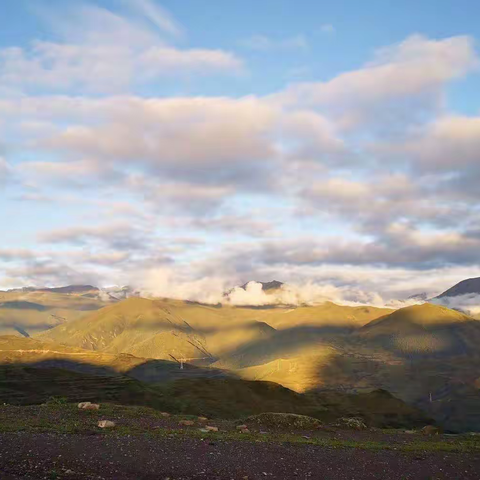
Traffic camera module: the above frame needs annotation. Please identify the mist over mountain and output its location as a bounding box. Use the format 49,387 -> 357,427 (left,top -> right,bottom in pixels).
430,277 -> 480,317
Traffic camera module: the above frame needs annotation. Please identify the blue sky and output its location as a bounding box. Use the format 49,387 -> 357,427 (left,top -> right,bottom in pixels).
1,0 -> 480,303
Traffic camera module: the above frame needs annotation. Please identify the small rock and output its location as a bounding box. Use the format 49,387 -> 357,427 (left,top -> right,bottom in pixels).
239,428 -> 250,434
198,416 -> 208,422
179,420 -> 195,426
78,402 -> 100,410
160,412 -> 170,417
205,426 -> 218,432
199,428 -> 210,433
98,420 -> 115,428
421,425 -> 441,435
236,424 -> 248,430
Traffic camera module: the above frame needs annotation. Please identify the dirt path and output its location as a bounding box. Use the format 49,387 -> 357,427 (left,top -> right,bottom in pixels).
0,432 -> 479,480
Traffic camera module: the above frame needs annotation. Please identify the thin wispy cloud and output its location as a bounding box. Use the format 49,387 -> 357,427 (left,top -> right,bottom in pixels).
239,34 -> 309,52
0,1 -> 242,93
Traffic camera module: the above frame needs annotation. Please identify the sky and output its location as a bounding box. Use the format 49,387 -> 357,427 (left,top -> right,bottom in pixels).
1,0 -> 480,303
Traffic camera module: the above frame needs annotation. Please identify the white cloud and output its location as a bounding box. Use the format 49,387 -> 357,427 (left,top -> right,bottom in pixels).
1,94 -> 342,198
277,35 -> 478,129
124,0 -> 184,39
240,34 -> 309,52
0,2 -> 243,93
432,293 -> 480,316
137,267 -> 385,306
0,157 -> 12,187
2,25 -> 480,298
400,115 -> 480,171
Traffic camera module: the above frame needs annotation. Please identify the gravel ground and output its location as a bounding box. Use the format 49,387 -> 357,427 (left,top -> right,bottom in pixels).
1,432 -> 480,480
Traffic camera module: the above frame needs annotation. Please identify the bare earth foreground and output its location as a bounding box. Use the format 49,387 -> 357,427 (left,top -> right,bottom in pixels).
1,432 -> 480,480
0,404 -> 479,480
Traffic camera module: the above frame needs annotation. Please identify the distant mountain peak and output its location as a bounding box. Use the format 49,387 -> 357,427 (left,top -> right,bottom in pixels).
407,292 -> 428,301
5,284 -> 99,294
436,277 -> 480,298
37,285 -> 99,295
240,280 -> 284,291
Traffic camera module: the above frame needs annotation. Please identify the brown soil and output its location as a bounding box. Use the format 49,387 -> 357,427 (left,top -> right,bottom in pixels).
0,432 -> 479,480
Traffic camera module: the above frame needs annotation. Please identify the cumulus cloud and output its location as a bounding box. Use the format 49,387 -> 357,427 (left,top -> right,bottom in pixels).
37,223 -> 152,251
0,94 -> 343,211
2,24 -> 480,297
226,281 -> 384,306
276,35 -> 478,129
2,262 -> 103,289
300,173 -> 470,233
137,267 -> 385,307
138,266 -> 229,305
390,115 -> 480,172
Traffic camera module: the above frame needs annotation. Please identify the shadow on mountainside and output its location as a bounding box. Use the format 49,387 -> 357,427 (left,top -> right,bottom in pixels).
0,349 -> 437,430
214,324 -> 357,370
311,346 -> 480,433
0,301 -> 49,311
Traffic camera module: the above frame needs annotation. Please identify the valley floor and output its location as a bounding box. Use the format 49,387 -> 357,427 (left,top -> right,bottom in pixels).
0,403 -> 479,479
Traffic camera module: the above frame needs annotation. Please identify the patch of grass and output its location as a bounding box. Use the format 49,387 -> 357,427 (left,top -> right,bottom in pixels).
0,403 -> 478,454
245,412 -> 322,429
45,396 -> 69,406
145,426 -> 480,453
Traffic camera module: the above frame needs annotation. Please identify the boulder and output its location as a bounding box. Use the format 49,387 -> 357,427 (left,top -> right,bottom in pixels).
336,417 -> 367,430
97,420 -> 115,428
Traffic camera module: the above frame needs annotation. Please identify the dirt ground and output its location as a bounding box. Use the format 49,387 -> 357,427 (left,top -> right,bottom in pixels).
1,431 -> 480,480
0,403 -> 479,480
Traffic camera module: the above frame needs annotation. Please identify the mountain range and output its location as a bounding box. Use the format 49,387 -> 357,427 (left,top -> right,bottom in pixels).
1,277 -> 480,431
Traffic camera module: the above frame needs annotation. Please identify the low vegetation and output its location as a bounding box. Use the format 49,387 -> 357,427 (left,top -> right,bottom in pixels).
0,402 -> 478,454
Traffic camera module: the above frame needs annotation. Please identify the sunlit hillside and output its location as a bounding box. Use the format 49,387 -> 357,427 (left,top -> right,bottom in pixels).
0,288 -> 111,337
37,297 -> 391,361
